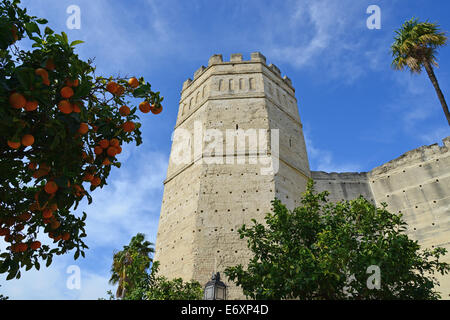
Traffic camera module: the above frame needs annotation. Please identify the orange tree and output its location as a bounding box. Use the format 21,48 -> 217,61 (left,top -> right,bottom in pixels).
0,0 -> 163,279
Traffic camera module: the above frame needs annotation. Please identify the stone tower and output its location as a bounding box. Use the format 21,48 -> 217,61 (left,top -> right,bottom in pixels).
154,52 -> 310,299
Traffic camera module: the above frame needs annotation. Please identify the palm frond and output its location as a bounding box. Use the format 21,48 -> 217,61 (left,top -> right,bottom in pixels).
391,18 -> 447,72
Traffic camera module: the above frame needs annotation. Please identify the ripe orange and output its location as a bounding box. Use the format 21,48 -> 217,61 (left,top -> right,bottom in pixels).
7,140 -> 21,149
51,220 -> 61,230
122,121 -> 135,132
78,123 -> 89,135
114,85 -> 125,96
102,158 -> 111,166
28,162 -> 37,170
91,176 -> 101,187
60,86 -> 74,98
33,163 -> 51,178
16,243 -> 28,252
0,228 -> 10,236
35,68 -> 49,85
58,100 -> 73,114
62,233 -> 70,241
65,79 -> 79,87
107,146 -> 117,157
30,241 -> 41,250
73,184 -> 84,197
24,100 -> 38,111
39,163 -> 51,172
45,59 -> 55,71
11,24 -> 18,42
44,181 -> 58,194
43,208 -> 53,219
9,92 -> 26,109
115,145 -> 122,154
49,203 -> 58,212
21,134 -> 35,147
94,146 -> 103,155
18,212 -> 32,222
139,101 -> 151,113
99,139 -> 109,149
35,68 -> 48,78
72,102 -> 81,113
128,77 -> 139,88
29,202 -> 39,212
83,173 -> 94,182
106,81 -> 119,94
151,105 -> 163,114
119,105 -> 130,116
110,138 -> 120,147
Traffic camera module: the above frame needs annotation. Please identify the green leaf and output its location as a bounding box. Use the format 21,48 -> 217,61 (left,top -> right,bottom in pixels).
6,269 -> 17,280
44,26 -> 54,35
36,18 -> 48,24
70,40 -> 84,47
25,22 -> 41,36
46,256 -> 53,267
61,31 -> 68,44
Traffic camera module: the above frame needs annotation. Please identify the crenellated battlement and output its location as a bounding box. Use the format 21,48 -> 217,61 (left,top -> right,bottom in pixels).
182,52 -> 294,92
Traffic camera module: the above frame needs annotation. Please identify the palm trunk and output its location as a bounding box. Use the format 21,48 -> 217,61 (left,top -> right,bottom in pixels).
423,60 -> 450,126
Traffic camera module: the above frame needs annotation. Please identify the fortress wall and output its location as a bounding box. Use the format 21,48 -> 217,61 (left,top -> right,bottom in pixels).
155,52 -> 311,299
313,137 -> 450,299
154,163 -> 203,280
195,161 -> 276,300
192,91 -> 276,299
156,52 -> 450,300
311,171 -> 374,203
368,136 -> 450,299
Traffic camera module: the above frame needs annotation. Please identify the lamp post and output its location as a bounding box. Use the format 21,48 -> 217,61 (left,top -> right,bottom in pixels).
203,272 -> 227,300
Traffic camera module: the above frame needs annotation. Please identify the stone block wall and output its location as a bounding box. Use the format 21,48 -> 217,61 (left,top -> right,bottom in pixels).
312,137 -> 450,298
154,53 -> 310,299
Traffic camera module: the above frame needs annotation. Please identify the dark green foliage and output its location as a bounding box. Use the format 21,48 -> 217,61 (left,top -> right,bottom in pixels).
107,234 -> 202,300
225,180 -> 450,300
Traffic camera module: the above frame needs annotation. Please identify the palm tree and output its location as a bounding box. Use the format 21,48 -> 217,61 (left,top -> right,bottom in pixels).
109,233 -> 154,299
391,18 -> 449,126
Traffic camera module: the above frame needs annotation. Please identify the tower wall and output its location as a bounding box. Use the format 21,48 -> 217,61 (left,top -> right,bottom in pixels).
154,53 -> 310,299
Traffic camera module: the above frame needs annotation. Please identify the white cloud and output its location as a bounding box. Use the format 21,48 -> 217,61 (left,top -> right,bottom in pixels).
74,148 -> 168,249
419,127 -> 450,145
386,71 -> 450,132
263,0 -> 385,83
0,148 -> 168,299
0,255 -> 114,300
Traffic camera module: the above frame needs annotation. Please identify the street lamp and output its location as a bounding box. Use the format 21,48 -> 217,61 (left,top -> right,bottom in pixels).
204,272 -> 227,300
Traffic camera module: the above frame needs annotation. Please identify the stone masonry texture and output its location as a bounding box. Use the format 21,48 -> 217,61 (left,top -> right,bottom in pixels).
154,52 -> 450,299
313,136 -> 450,299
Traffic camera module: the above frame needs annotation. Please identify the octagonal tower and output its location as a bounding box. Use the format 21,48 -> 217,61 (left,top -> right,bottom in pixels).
154,52 -> 310,299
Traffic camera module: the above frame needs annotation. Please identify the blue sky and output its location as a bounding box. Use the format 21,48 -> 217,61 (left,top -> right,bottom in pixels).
1,0 -> 450,299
